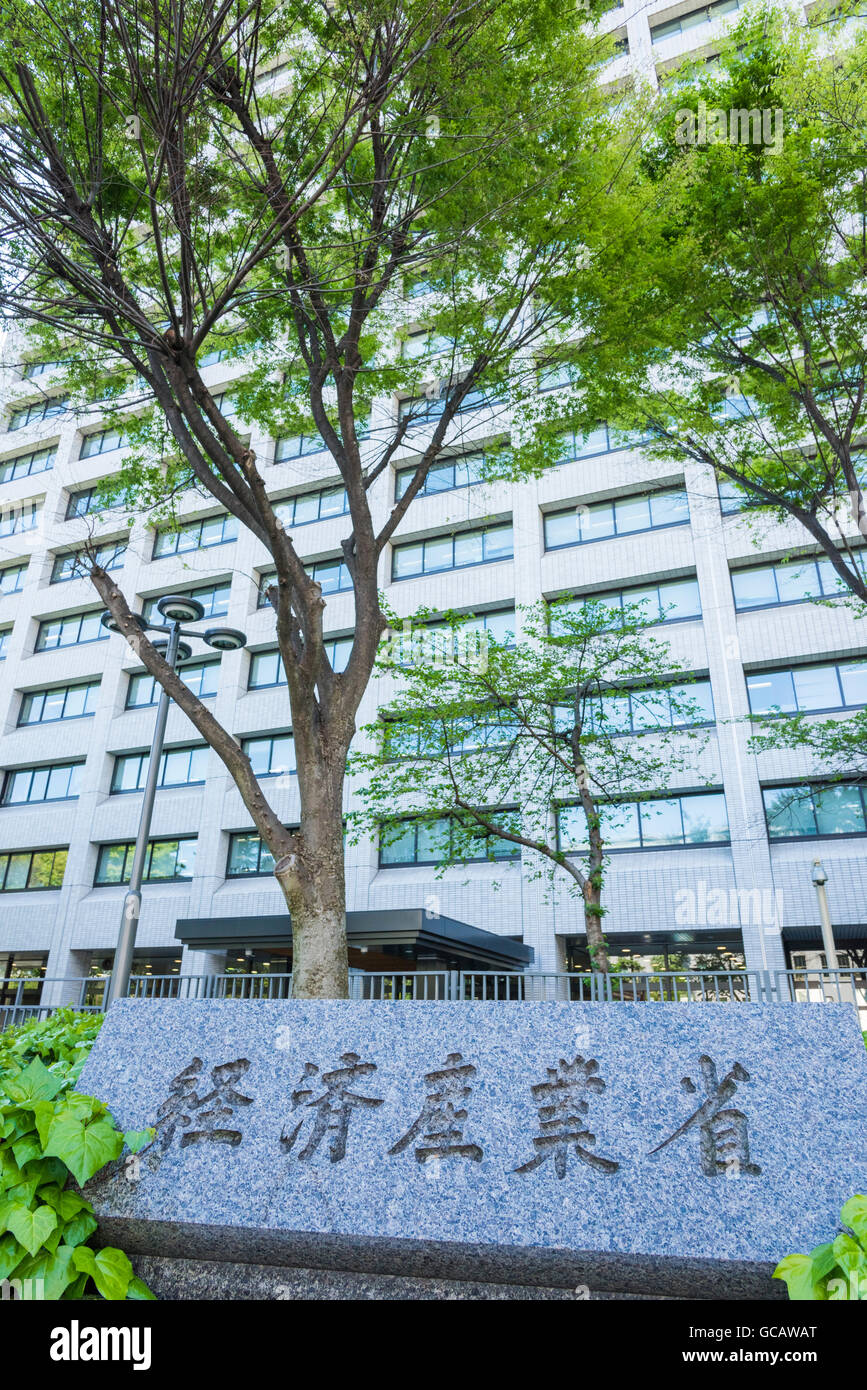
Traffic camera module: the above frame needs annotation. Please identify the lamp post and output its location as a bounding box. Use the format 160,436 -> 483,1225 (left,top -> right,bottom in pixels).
102,594 -> 247,1008
811,860 -> 839,973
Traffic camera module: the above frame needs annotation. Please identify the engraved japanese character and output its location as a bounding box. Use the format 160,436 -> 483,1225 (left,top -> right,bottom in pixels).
389,1053 -> 483,1163
649,1055 -> 762,1177
514,1056 -> 619,1177
281,1053 -> 383,1163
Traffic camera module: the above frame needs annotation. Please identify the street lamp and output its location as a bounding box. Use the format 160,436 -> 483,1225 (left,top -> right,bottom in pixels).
101,596 -> 247,1007
811,860 -> 839,972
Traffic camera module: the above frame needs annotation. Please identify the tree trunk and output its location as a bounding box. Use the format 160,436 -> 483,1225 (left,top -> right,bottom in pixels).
274,758 -> 350,998
583,834 -> 610,975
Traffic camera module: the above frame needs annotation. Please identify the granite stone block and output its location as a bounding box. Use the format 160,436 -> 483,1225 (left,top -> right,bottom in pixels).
77,1000 -> 867,1298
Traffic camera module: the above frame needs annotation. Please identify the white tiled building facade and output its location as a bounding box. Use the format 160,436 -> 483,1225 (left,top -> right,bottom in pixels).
0,0 -> 864,992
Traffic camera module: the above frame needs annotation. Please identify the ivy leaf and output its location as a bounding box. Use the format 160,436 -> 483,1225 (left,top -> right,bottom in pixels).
832,1232 -> 867,1277
3,1058 -> 64,1106
31,1100 -> 58,1148
43,1114 -> 124,1187
11,1132 -> 42,1168
72,1245 -> 134,1301
807,1241 -> 839,1281
63,1210 -> 99,1248
127,1274 -> 157,1300
38,1185 -> 90,1222
15,1244 -> 79,1300
0,1232 -> 25,1281
123,1128 -> 155,1153
6,1202 -> 59,1258
841,1195 -> 867,1247
773,1252 -> 824,1301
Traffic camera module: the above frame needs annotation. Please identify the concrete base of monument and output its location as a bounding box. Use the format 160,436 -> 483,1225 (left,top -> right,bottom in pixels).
76,998 -> 867,1303
95,1216 -> 777,1300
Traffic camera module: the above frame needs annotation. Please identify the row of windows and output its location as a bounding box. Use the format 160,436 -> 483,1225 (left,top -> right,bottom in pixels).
5,777 -> 867,895
111,745 -> 210,794
651,0 -> 746,45
392,523 -> 513,581
80,427 -> 126,458
543,489 -> 689,552
579,680 -> 716,736
152,513 -> 238,558
395,451 -> 486,500
556,578 -> 703,628
0,446 -> 55,484
0,502 -> 40,538
247,638 -> 352,688
8,397 -> 67,431
51,540 -> 126,585
1,761 -> 83,806
731,554 -> 865,611
127,660 -> 219,707
0,563 -> 27,597
19,680 -> 100,725
746,659 -> 867,717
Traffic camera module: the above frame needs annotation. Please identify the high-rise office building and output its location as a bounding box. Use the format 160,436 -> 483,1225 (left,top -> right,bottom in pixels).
0,0 -> 864,1002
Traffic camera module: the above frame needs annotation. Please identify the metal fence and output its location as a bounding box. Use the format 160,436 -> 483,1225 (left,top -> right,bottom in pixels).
1,967 -> 865,1032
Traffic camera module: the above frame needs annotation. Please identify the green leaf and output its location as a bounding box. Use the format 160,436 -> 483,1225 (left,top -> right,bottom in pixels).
11,1132 -> 42,1168
15,1244 -> 79,1300
72,1245 -> 134,1301
127,1273 -> 157,1300
773,1252 -> 822,1301
807,1241 -> 839,1281
38,1185 -> 89,1221
0,1231 -> 25,1281
62,1210 -> 99,1248
123,1128 -> 155,1154
6,1202 -> 59,1257
3,1057 -> 64,1106
841,1195 -> 867,1247
31,1100 -> 58,1148
43,1113 -> 124,1187
832,1232 -> 867,1276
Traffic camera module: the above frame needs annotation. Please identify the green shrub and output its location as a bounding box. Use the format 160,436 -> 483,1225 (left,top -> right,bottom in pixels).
774,1196 -> 867,1300
0,1009 -> 154,1300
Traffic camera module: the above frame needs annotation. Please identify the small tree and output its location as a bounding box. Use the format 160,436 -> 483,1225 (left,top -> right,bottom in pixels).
0,0 -> 638,995
575,8 -> 867,605
352,601 -> 713,971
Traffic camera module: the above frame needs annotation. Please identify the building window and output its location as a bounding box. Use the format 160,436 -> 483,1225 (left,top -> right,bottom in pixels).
260,560 -> 352,606
558,791 -> 730,852
397,384 -> 499,428
274,432 -> 326,461
7,396 -> 68,431
126,659 -> 220,708
544,489 -> 689,551
380,813 -> 521,866
95,837 -> 197,885
651,0 -> 747,47
36,610 -> 109,651
19,681 -> 100,726
0,848 -> 67,892
212,392 -> 239,420
392,522 -> 513,581
0,502 -> 40,538
272,484 -> 349,528
0,446 -> 55,484
389,608 -> 516,668
731,554 -> 862,610
241,733 -> 296,778
198,346 -> 233,366
395,451 -> 486,500
22,360 -> 64,380
579,679 -> 715,735
50,540 -> 127,584
152,513 -> 238,558
553,423 -> 653,463
79,427 -> 126,458
718,477 -> 748,514
227,831 -> 277,876
763,783 -> 867,840
537,360 -> 579,392
747,660 -> 867,716
142,582 -> 231,623
555,577 -> 702,629
0,629 -> 11,661
111,745 -> 209,794
0,563 -> 27,597
1,762 -> 83,806
248,637 -> 352,689
66,487 -> 102,520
